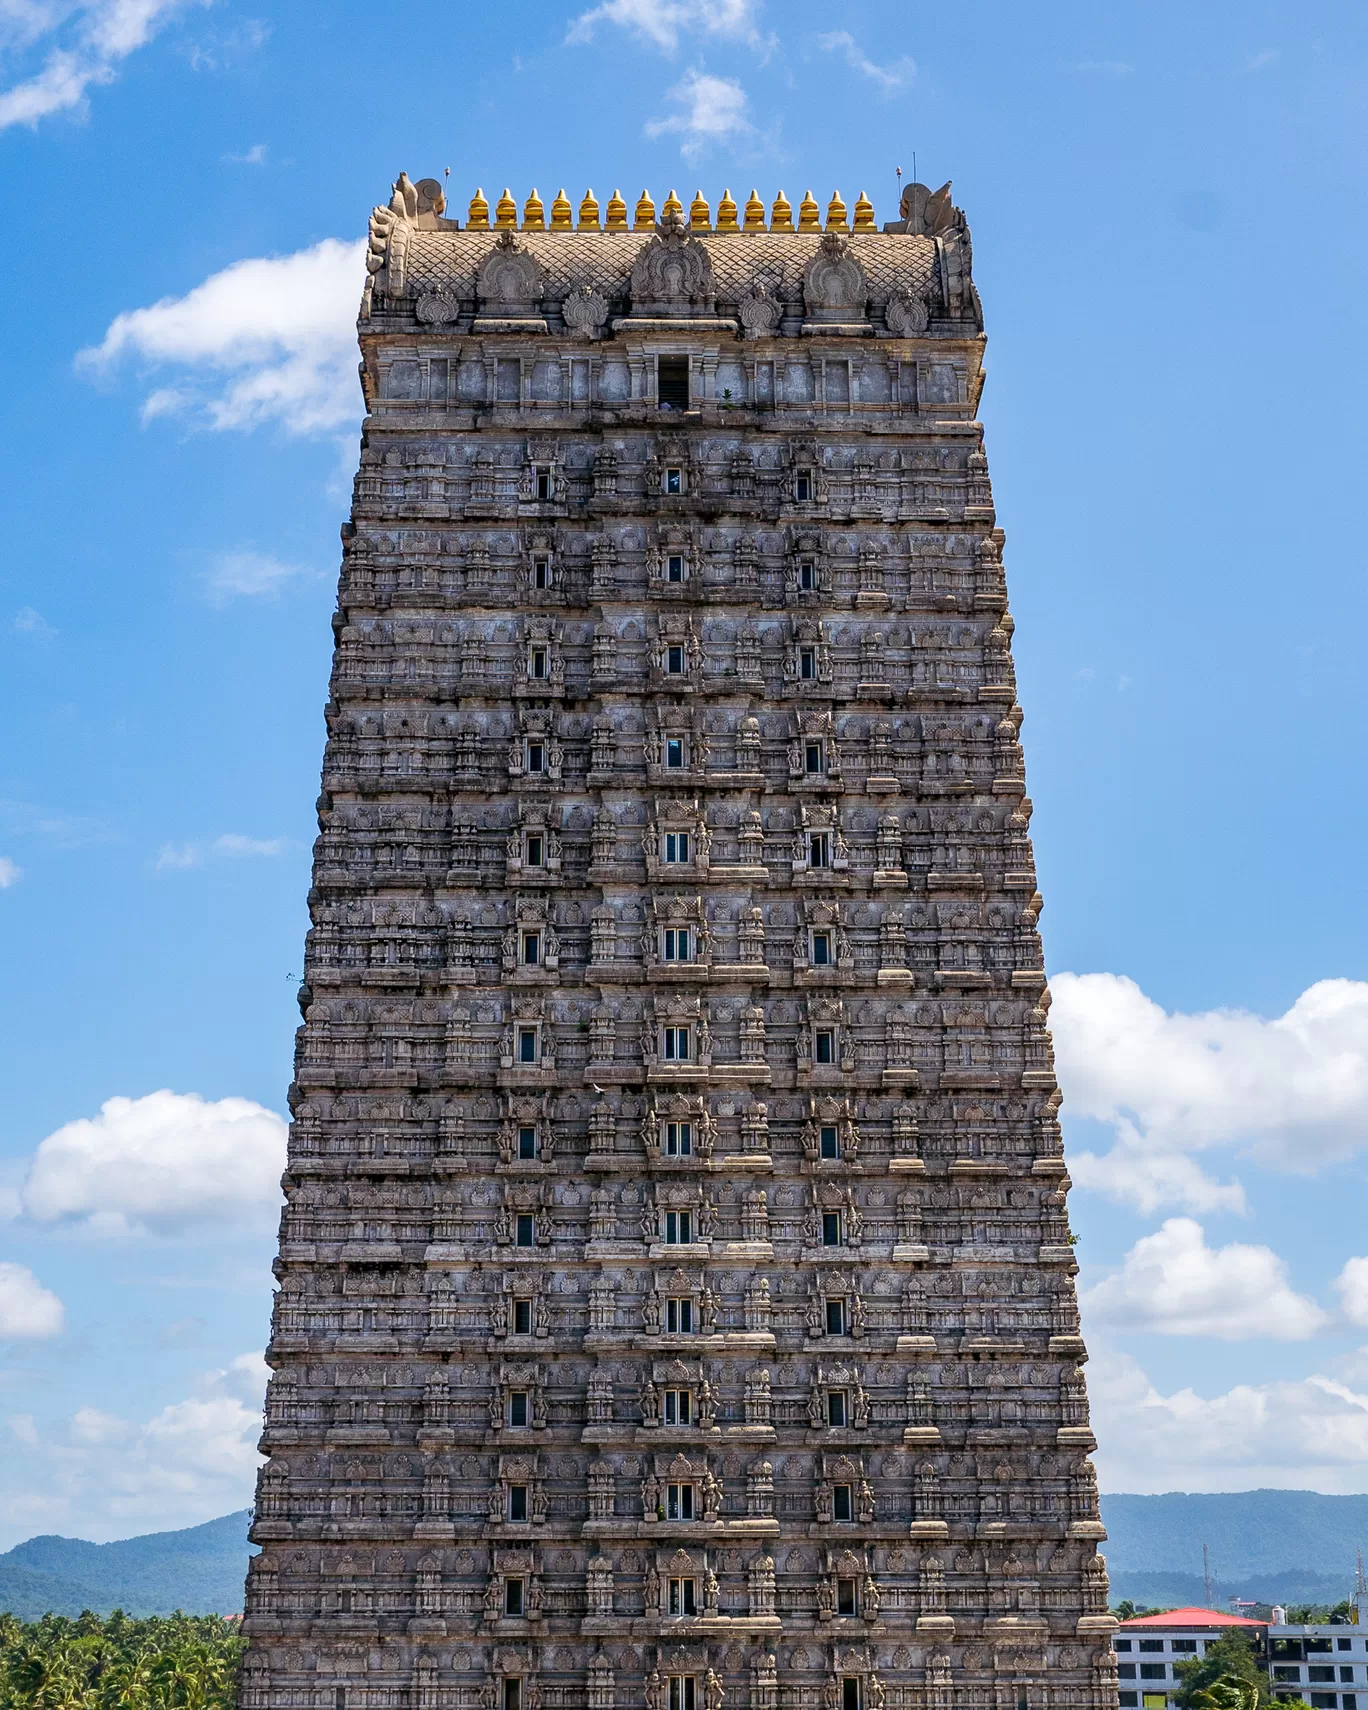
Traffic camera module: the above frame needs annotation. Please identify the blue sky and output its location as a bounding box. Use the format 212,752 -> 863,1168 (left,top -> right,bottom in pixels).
2,0 -> 1368,1550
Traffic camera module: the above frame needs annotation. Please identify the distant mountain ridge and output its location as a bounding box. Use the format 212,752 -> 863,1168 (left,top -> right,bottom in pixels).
1100,1490 -> 1368,1609
0,1511 -> 254,1620
3,1492 -> 1367,1619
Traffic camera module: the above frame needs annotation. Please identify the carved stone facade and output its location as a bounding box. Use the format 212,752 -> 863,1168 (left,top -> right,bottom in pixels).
240,176 -> 1116,1710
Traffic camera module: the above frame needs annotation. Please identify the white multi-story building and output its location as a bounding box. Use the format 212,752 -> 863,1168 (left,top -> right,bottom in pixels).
1268,1621 -> 1368,1708
1113,1608 -> 1264,1709
1112,1607 -> 1368,1709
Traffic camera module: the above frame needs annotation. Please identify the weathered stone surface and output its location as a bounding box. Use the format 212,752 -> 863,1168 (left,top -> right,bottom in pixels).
239,175 -> 1116,1710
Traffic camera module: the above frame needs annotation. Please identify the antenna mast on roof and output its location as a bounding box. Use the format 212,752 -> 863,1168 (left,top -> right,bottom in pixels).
1203,1543 -> 1214,1608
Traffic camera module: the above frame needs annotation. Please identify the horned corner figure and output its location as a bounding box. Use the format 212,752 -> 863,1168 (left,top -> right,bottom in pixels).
240,169 -> 1115,1710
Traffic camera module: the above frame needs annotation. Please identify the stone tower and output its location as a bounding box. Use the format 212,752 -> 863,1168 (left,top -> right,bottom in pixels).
240,175 -> 1117,1710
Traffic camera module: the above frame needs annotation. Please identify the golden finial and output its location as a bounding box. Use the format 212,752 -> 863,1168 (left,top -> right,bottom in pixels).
853,190 -> 876,230
578,189 -> 601,231
769,190 -> 793,232
467,187 -> 491,231
662,188 -> 684,223
495,187 -> 518,230
550,188 -> 573,231
825,190 -> 849,232
798,190 -> 821,231
742,189 -> 765,231
522,188 -> 546,231
605,188 -> 628,231
689,189 -> 711,231
716,189 -> 740,232
633,188 -> 656,230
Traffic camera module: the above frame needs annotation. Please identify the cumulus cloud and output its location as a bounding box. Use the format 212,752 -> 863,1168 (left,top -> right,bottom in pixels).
1082,1218 -> 1327,1341
0,1262 -> 64,1337
645,69 -> 751,158
17,1090 -> 287,1236
202,548 -> 320,602
1052,972 -> 1368,1213
0,856 -> 20,887
1089,1343 -> 1368,1494
13,605 -> 56,637
816,30 -> 913,92
567,0 -> 763,52
0,0 -> 206,131
77,237 -> 366,438
0,1354 -> 266,1548
1336,1257 -> 1368,1327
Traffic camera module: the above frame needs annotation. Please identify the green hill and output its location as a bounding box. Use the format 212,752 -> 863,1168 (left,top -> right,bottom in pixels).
0,1511 -> 254,1620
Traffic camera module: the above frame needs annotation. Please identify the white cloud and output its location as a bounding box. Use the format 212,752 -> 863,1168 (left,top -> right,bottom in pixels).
213,833 -> 287,857
1089,1342 -> 1368,1494
1068,59 -> 1134,76
0,856 -> 20,887
1336,1257 -> 1368,1327
222,141 -> 266,164
18,1090 -> 287,1237
1082,1218 -> 1327,1341
203,547 -> 319,601
0,1262 -> 64,1337
0,0 -> 205,130
1052,972 -> 1368,1212
567,0 -> 762,52
77,236 -> 366,438
645,69 -> 751,159
0,1354 -> 266,1549
816,29 -> 913,92
13,605 -> 56,637
156,833 -> 290,870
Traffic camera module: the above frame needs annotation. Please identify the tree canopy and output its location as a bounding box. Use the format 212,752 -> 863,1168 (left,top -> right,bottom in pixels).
0,1611 -> 243,1710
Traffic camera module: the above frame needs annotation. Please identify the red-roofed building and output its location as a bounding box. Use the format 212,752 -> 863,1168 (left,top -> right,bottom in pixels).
1113,1607 -> 1267,1709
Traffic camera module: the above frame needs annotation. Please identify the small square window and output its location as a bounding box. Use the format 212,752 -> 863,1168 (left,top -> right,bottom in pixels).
663,1387 -> 692,1425
815,1029 -> 835,1065
669,1678 -> 697,1710
805,741 -> 823,774
518,1125 -> 537,1159
665,1209 -> 693,1244
515,1213 -> 535,1247
666,1482 -> 696,1520
529,647 -> 548,680
526,741 -> 545,774
826,1299 -> 845,1335
532,558 -> 550,589
819,1124 -> 839,1159
665,466 -> 684,495
841,1677 -> 860,1710
525,833 -> 544,867
503,1680 -> 522,1710
663,1025 -> 690,1062
799,560 -> 816,590
513,1298 -> 532,1335
664,832 -> 690,863
1117,1697 -> 1137,1709
1139,1664 -> 1166,1680
667,553 -> 685,582
1114,1642 -> 1133,1654
800,648 -> 816,679
509,1390 -> 529,1427
665,1296 -> 694,1333
827,1389 -> 847,1427
822,1211 -> 842,1247
518,1028 -> 538,1064
535,468 -> 552,502
795,471 -> 813,502
504,1577 -> 524,1616
1171,1641 -> 1197,1654
832,1483 -> 852,1521
809,831 -> 830,867
507,1484 -> 528,1521
663,926 -> 691,961
812,931 -> 831,966
666,737 -> 686,769
659,357 -> 690,411
837,1576 -> 857,1616
667,644 -> 686,674
1138,1643 -> 1164,1655
664,1120 -> 692,1156
522,931 -> 541,966
668,1576 -> 696,1616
